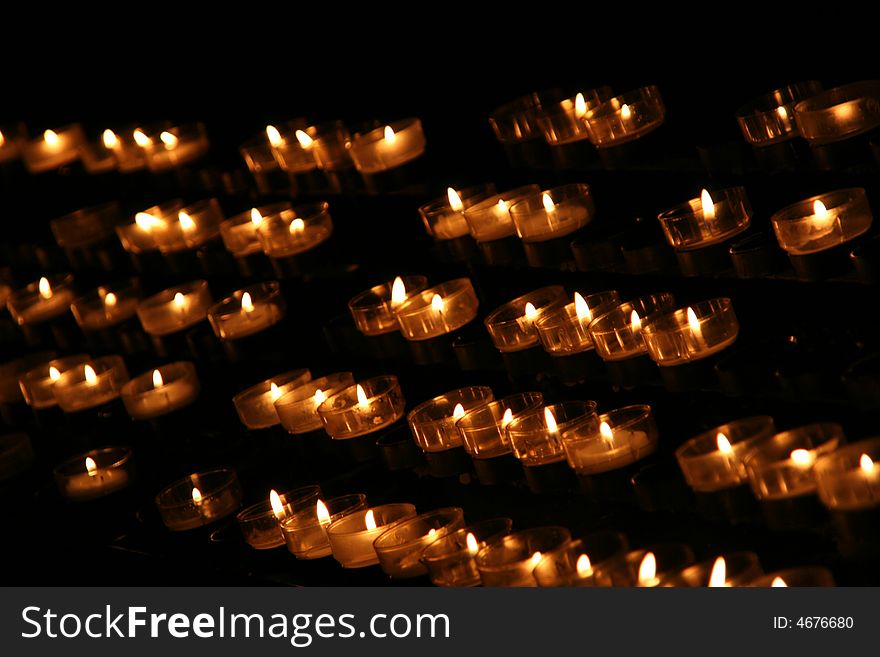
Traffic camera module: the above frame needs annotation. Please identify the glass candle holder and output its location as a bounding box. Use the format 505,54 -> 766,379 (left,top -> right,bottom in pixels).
317,376 -> 405,439
592,544 -> 696,587
421,518 -> 514,587
562,404 -> 658,475
538,87 -> 615,145
748,566 -> 835,587
280,493 -> 368,559
588,293 -> 676,361
237,485 -> 321,550
456,392 -> 544,458
275,372 -> 355,434
136,280 -> 213,337
658,187 -> 752,250
676,416 -> 776,493
736,81 -> 823,146
509,183 -> 595,242
22,124 -> 85,173
506,401 -> 597,466
662,553 -> 762,587
484,286 -> 567,353
348,119 -> 426,174
267,121 -> 318,174
81,133 -> 118,174
463,185 -> 541,242
533,532 -> 630,587
476,526 -> 572,587
535,290 -> 621,355
0,432 -> 35,482
141,123 -> 209,171
395,278 -> 479,341
207,282 -> 285,341
255,201 -> 333,258
232,369 -> 313,430
71,279 -> 142,332
50,201 -> 118,252
584,86 -> 666,147
771,188 -> 872,255
121,362 -> 200,421
641,298 -> 739,366
794,81 -> 880,144
745,423 -> 844,501
489,91 -> 563,144
19,354 -> 91,410
373,507 -> 466,578
155,468 -> 243,531
408,386 -> 495,453
7,274 -> 75,326
54,447 -> 134,502
53,356 -> 129,413
240,134 -> 279,175
302,121 -> 354,171
326,503 -> 418,568
106,128 -> 148,172
116,200 -> 186,255
151,198 -> 224,254
418,184 -> 497,241
348,275 -> 429,336
220,202 -> 290,257
815,437 -> 880,511
0,352 -> 56,407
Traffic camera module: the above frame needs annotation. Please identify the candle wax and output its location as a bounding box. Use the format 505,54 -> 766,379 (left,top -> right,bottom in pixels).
62,468 -> 130,501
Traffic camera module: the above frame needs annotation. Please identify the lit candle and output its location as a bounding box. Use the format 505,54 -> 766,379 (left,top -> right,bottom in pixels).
484,286 -> 568,352
207,282 -> 285,340
348,275 -> 429,336
583,86 -> 665,148
641,298 -> 739,366
657,187 -> 752,250
395,278 -> 479,341
18,354 -> 91,410
373,508 -> 466,578
509,183 -> 595,243
407,386 -> 494,453
771,188 -> 872,257
326,503 -> 418,568
232,369 -> 313,430
815,437 -> 880,511
6,275 -> 75,326
561,404 -> 658,475
70,281 -> 142,332
155,468 -> 243,531
53,447 -> 133,502
535,290 -> 621,356
317,376 -> 406,439
280,494 -> 369,559
121,362 -> 200,421
476,526 -> 572,587
274,372 -> 355,434
421,518 -> 514,587
52,356 -> 129,413
136,281 -> 214,337
139,123 -> 209,172
22,124 -> 86,173
348,119 -> 426,174
419,185 -> 496,240
237,485 -> 321,550
254,201 -> 334,258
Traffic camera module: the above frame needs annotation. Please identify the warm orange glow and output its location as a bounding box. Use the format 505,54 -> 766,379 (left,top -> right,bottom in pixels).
135,212 -> 164,232
44,129 -> 60,146
191,487 -> 203,505
84,364 -> 98,385
790,448 -> 815,467
638,552 -> 657,585
38,277 -> 52,300
708,556 -> 727,587
576,553 -> 593,578
701,189 -> 715,222
466,532 -> 479,555
159,131 -> 178,149
716,432 -> 733,455
269,382 -> 282,401
687,307 -> 701,335
241,292 -> 255,313
427,528 -> 438,540
431,293 -> 444,314
542,193 -> 555,214
173,292 -> 186,311
289,218 -> 305,235
0,131 -> 5,147
356,384 -> 369,407
365,509 -> 377,530
295,129 -> 314,148
544,407 -> 558,433
390,276 -> 406,306
269,489 -> 285,519
48,366 -> 61,382
133,129 -> 151,147
860,453 -> 876,474
266,125 -> 283,147
620,104 -> 632,121
104,292 -> 118,308
631,309 -> 642,332
574,292 -> 591,323
528,551 -> 543,569
250,208 -> 263,226
776,106 -> 788,120
812,199 -> 836,231
85,457 -> 98,476
771,576 -> 787,588
447,187 -> 464,212
452,403 -> 466,420
575,93 -> 587,118
316,499 -> 331,526
152,369 -> 164,388
523,302 -> 538,323
102,129 -> 120,149
383,125 -> 396,144
178,211 -> 196,232
600,421 -> 614,443
501,408 -> 514,429
314,388 -> 326,406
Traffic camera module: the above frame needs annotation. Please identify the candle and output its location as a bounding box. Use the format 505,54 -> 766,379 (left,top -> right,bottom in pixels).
71,280 -> 142,331
641,298 -> 739,366
265,122 -> 318,174
115,201 -> 185,254
0,432 -> 35,482
50,201 -> 120,253
418,184 -> 497,240
484,286 -> 567,352
0,352 -> 57,407
53,447 -> 134,502
155,468 -> 243,531
139,123 -> 209,171
395,278 -> 479,341
121,362 -> 200,421
815,437 -> 880,511
407,386 -> 495,453
232,368 -> 312,430
7,274 -> 75,326
136,280 -> 214,336
102,128 -> 147,172
254,201 -> 334,258
240,133 -> 280,175
19,354 -> 91,410
80,130 -> 119,174
455,392 -> 544,459
421,518 -> 513,587
588,293 -> 676,362
592,545 -> 696,587
657,187 -> 752,250
317,376 -> 406,439
747,566 -> 835,588
373,507 -> 466,578
237,485 -> 321,550
771,188 -> 872,256
535,290 -> 621,355
150,199 -> 224,254
0,122 -> 25,164
275,372 -> 355,434
220,203 -> 291,258
348,275 -> 429,336
561,404 -> 659,475
22,124 -> 85,173
326,503 -> 417,568
794,81 -> 880,144
280,494 -> 368,559
476,526 -> 572,587
533,531 -> 629,587
537,87 -> 615,145
583,86 -> 665,147
662,553 -> 762,587
676,416 -> 776,493
207,282 -> 285,340
348,119 -> 426,174
506,401 -> 597,467
735,81 -> 823,146
509,184 -> 595,242
462,185 -> 542,242
52,356 -> 130,413
489,91 -> 560,146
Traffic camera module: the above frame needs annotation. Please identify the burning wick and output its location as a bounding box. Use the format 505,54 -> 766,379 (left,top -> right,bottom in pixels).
38,277 -> 52,300
383,126 -> 395,144
85,457 -> 98,477
152,369 -> 164,388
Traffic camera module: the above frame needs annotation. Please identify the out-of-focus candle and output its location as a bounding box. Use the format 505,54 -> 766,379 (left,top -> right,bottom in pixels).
794,81 -> 880,144
373,507 -> 466,578
815,437 -> 880,512
662,553 -> 762,587
538,87 -> 615,145
326,503 -> 418,568
121,362 -> 200,421
116,201 -> 185,254
232,369 -> 312,430
22,125 -> 86,173
0,432 -> 35,482
136,281 -> 213,337
7,274 -> 75,326
52,356 -> 129,413
255,201 -> 333,258
149,199 -> 224,254
50,202 -> 120,254
419,184 -> 497,240
19,354 -> 91,410
421,518 -> 514,587
463,185 -> 542,242
476,526 -> 572,587
219,203 -> 290,258
53,447 -> 134,502
771,189 -> 872,256
71,280 -> 142,332
275,372 -> 355,434
266,121 -> 318,174
139,123 -> 209,171
207,282 -> 285,340
533,532 -> 630,587
584,87 -> 665,147
735,82 -> 823,146
395,278 -> 479,341
348,119 -> 426,174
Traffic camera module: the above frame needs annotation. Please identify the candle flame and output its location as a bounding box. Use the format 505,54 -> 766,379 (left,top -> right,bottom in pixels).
447,187 -> 463,212
544,407 -> 558,433
599,421 -> 614,442
542,192 -> 555,213
102,129 -> 119,149
496,199 -> 509,213
135,212 -> 164,232
192,487 -> 203,504
501,408 -> 514,429
250,208 -> 263,226
638,552 -> 657,585
48,366 -> 61,382
270,382 -> 281,401
178,211 -> 196,232
266,125 -> 283,147
314,388 -> 326,405
152,369 -> 164,388
524,302 -> 538,322
574,92 -> 587,118
576,553 -> 593,578
160,131 -> 178,149
104,292 -> 118,307
427,528 -> 438,540
85,457 -> 97,476
466,532 -> 479,555
316,499 -> 331,526
241,292 -> 254,313
631,309 -> 642,332
790,448 -> 815,467
431,293 -> 444,314
295,129 -> 314,148
383,125 -> 395,144
289,218 -> 305,234
0,130 -> 5,147
173,292 -> 186,310
528,551 -> 543,569
133,129 -> 151,147
620,104 -> 632,121
38,277 -> 52,300
269,489 -> 285,519
84,364 -> 97,385
708,556 -> 727,587
771,576 -> 787,587
356,384 -> 369,407
365,509 -> 377,530
687,307 -> 700,334
716,432 -> 733,455
44,129 -> 59,146
700,189 -> 715,222
574,292 -> 591,323
813,199 -> 828,219
860,453 -> 875,474
452,403 -> 466,420
390,276 -> 406,306
776,106 -> 788,120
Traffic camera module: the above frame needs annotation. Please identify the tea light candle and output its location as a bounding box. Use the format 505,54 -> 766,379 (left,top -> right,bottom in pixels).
533,532 -> 629,587
7,275 -> 75,326
794,81 -> 880,144
592,544 -> 695,587
121,362 -> 200,421
220,203 -> 290,258
348,119 -> 426,174
317,376 -> 406,439
103,128 -> 147,172
255,201 -> 333,258
52,356 -> 129,413
476,526 -> 572,587
395,278 -> 479,341
641,298 -> 739,366
455,392 -> 544,459
280,494 -> 368,559
676,416 -> 776,493
275,372 -> 354,434
657,187 -> 752,250
19,354 -> 91,410
506,401 -> 597,467
240,134 -> 280,175
535,290 -> 621,355
151,198 -> 224,254
116,200 -> 185,255
232,368 -> 312,430
662,553 -> 762,587
538,87 -> 615,145
22,125 -> 85,173
489,92 -> 554,145
588,293 -> 676,362
0,432 -> 35,482
735,81 -> 823,146
421,518 -> 513,587
71,280 -> 142,332
237,485 -> 321,550
140,123 -> 209,171
136,280 -> 214,337
509,183 -> 595,242
80,132 -> 118,174
771,188 -> 872,255
53,447 -> 134,502
373,508 -> 466,578
266,122 -> 318,174
407,386 -> 495,453
561,404 -> 658,475
207,282 -> 285,340
463,185 -> 542,242
326,503 -> 418,568
155,468 -> 243,531
301,120 -> 355,172
748,566 -> 835,587
484,286 -> 567,353
418,184 -> 497,241
815,437 -> 880,511
348,275 -> 429,336
50,201 -> 119,253
584,86 -> 666,147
